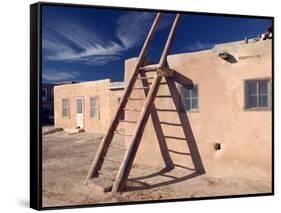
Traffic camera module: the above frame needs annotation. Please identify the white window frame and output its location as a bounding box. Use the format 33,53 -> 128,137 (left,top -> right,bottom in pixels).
244,78 -> 271,111
90,96 -> 99,119
180,84 -> 199,112
62,98 -> 69,117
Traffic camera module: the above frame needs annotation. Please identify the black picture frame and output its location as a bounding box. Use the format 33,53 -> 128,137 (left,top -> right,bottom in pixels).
30,2 -> 274,210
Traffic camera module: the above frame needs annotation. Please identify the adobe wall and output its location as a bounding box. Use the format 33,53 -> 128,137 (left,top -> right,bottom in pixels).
54,79 -> 111,133
109,89 -> 125,131
124,39 -> 272,180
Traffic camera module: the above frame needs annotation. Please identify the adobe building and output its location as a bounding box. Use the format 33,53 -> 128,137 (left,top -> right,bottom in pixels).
124,39 -> 272,181
54,79 -> 124,133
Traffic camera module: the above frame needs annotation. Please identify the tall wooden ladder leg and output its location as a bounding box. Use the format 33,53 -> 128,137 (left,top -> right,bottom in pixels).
84,13 -> 162,184
112,14 -> 181,192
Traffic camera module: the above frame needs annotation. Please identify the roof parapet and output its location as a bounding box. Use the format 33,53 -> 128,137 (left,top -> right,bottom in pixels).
108,81 -> 124,90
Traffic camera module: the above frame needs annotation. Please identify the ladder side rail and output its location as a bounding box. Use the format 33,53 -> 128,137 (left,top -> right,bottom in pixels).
112,13 -> 182,192
159,14 -> 181,67
85,13 -> 162,184
112,74 -> 162,192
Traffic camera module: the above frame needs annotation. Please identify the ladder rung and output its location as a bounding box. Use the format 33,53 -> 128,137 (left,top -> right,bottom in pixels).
123,108 -> 141,112
148,82 -> 167,85
156,95 -> 172,98
119,120 -> 137,123
143,70 -> 157,73
132,87 -> 150,90
139,64 -> 159,71
114,131 -> 133,137
136,76 -> 154,80
103,157 -> 122,164
110,144 -> 126,150
127,98 -> 145,100
98,171 -> 115,180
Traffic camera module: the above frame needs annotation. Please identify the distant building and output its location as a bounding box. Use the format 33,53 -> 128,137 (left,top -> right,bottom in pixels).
42,83 -> 54,124
54,79 -> 124,132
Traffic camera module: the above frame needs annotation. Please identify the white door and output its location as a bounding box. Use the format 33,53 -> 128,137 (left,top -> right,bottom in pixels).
76,98 -> 84,128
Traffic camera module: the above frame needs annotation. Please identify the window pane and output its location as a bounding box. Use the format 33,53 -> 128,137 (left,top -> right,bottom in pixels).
259,81 -> 268,94
62,99 -> 68,107
247,81 -> 257,95
191,86 -> 197,98
62,108 -> 68,117
259,95 -> 268,107
248,95 -> 257,108
77,99 -> 83,113
91,98 -> 96,106
184,87 -> 191,98
191,98 -> 198,109
184,99 -> 191,111
91,108 -> 97,117
180,87 -> 187,109
90,97 -> 97,107
90,97 -> 98,117
246,80 -> 271,109
180,85 -> 199,111
180,86 -> 185,97
62,99 -> 68,117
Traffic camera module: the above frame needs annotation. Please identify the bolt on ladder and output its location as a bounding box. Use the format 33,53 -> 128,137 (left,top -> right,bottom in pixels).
85,12 -> 181,193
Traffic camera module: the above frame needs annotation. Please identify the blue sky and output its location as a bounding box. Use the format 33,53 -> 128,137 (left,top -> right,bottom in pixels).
42,5 -> 272,83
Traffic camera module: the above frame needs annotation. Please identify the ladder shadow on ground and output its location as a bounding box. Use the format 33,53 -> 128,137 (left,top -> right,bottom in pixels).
124,70 -> 205,192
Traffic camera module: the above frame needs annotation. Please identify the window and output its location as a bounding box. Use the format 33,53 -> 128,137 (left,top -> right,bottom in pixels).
180,85 -> 199,111
245,79 -> 271,109
90,97 -> 98,118
42,88 -> 47,101
76,99 -> 83,113
62,98 -> 69,117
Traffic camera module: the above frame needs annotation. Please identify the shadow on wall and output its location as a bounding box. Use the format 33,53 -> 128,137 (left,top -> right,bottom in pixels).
124,70 -> 205,192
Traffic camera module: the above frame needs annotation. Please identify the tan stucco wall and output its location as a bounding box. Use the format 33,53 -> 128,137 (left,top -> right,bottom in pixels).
54,79 -> 124,133
124,39 -> 272,180
109,89 -> 125,131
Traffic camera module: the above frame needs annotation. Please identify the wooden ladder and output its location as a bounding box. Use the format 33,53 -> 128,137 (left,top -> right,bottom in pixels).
85,13 -> 181,193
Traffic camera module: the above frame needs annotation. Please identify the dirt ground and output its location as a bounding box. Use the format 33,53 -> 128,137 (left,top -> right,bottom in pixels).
42,128 -> 271,207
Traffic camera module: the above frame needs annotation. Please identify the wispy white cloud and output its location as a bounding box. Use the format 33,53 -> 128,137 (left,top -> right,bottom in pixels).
42,69 -> 80,82
43,12 -> 172,66
116,12 -> 174,49
116,12 -> 155,48
43,22 -> 123,64
76,55 -> 121,66
186,41 -> 214,51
